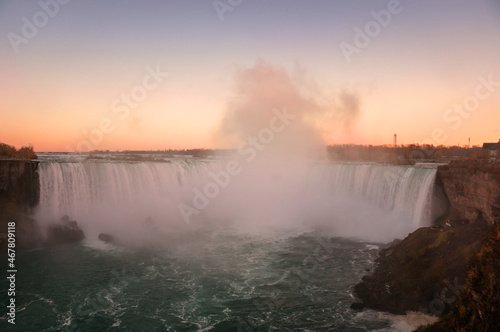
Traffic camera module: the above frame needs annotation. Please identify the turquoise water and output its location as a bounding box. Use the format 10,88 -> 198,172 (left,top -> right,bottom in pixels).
1,230 -> 399,331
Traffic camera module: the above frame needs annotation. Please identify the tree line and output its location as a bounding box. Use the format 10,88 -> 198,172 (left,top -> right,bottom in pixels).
0,143 -> 37,160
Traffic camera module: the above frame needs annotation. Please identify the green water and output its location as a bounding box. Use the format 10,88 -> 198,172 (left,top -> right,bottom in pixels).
1,230 -> 397,331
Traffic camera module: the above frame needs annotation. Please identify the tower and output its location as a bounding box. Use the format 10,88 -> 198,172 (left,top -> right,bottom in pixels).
393,133 -> 397,147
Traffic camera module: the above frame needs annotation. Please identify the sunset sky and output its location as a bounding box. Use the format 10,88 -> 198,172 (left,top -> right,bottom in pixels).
1,0 -> 499,152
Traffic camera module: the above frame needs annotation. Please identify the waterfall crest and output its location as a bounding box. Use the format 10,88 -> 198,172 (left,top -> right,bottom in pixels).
310,163 -> 437,229
36,160 -> 438,243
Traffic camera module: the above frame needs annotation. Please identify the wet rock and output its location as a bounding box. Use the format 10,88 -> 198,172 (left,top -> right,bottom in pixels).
98,233 -> 114,243
47,219 -> 85,245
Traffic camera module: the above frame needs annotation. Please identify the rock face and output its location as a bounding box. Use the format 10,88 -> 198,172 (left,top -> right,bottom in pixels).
436,162 -> 500,225
0,161 -> 41,252
0,160 -> 39,208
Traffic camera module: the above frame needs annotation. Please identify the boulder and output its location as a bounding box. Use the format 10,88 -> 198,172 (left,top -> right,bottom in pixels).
47,220 -> 85,245
98,233 -> 114,243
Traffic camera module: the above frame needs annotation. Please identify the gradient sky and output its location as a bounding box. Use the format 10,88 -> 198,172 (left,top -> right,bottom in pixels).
1,0 -> 499,151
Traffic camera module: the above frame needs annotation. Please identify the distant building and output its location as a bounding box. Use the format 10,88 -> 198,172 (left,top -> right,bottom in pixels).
482,140 -> 500,159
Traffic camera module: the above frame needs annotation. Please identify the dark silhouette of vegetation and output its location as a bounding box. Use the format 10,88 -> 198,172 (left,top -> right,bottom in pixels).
327,144 -> 485,163
0,142 -> 37,159
41,144 -> 497,164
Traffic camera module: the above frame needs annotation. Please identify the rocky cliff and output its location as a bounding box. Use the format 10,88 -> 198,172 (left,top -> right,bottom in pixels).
436,162 -> 500,225
0,160 -> 39,209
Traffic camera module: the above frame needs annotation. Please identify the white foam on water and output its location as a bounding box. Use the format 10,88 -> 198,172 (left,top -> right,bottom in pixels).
365,244 -> 380,250
386,311 -> 440,332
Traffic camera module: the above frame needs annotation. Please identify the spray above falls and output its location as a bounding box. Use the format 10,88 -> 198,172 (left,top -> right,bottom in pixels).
212,60 -> 361,159
186,60 -> 366,235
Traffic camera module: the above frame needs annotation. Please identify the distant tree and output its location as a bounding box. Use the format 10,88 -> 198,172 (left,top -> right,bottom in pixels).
468,151 -> 482,160
0,142 -> 37,159
432,149 -> 442,159
17,145 -> 37,159
0,142 -> 16,158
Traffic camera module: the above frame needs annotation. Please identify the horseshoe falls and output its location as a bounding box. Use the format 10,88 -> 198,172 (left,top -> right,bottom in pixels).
37,160 -> 438,244
7,156 -> 442,331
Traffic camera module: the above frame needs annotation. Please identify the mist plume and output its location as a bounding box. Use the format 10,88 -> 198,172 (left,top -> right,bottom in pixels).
213,60 -> 361,158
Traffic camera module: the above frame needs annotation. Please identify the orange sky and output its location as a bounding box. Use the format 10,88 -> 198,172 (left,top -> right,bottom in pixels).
1,1 -> 499,152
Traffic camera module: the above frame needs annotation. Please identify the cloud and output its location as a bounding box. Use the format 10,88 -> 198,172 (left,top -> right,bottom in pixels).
213,59 -> 361,154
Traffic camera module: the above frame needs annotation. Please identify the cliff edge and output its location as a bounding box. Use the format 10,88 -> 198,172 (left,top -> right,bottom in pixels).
436,162 -> 500,225
0,160 -> 39,209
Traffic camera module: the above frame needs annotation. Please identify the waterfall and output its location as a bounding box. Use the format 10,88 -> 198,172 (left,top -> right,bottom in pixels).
310,163 -> 437,229
36,159 -> 439,243
38,161 -> 200,217
36,160 -> 214,240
